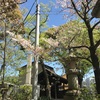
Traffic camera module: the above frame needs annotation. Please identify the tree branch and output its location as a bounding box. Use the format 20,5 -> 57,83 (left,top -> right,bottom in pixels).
92,20 -> 100,30
69,45 -> 89,50
68,32 -> 80,46
89,16 -> 94,22
94,40 -> 100,50
28,15 -> 48,36
71,0 -> 84,19
76,56 -> 92,63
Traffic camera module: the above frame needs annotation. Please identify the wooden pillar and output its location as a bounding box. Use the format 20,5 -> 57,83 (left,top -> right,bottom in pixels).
64,57 -> 80,100
54,81 -> 57,99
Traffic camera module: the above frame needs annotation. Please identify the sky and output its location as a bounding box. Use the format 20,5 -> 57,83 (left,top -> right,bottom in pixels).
20,0 -> 67,28
84,69 -> 94,80
44,61 -> 65,76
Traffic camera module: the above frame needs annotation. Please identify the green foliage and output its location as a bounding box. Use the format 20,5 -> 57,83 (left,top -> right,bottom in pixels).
38,96 -> 50,100
78,82 -> 100,100
40,20 -> 93,72
11,85 -> 32,100
4,76 -> 19,85
79,87 -> 98,100
0,0 -> 22,20
77,59 -> 92,78
0,0 -> 25,82
40,20 -> 100,89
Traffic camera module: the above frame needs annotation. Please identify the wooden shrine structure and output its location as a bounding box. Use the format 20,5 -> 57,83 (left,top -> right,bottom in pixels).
19,62 -> 68,99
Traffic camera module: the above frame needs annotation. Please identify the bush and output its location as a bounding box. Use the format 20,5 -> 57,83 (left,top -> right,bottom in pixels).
79,87 -> 98,100
11,85 -> 32,100
38,96 -> 50,100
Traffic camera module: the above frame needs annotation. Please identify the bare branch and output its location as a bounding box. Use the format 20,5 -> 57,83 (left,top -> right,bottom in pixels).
68,33 -> 79,46
28,15 -> 48,36
71,0 -> 84,19
69,45 -> 89,50
86,6 -> 94,14
94,40 -> 100,50
89,16 -> 94,22
92,20 -> 100,30
86,0 -> 93,12
28,26 -> 36,36
76,56 -> 92,63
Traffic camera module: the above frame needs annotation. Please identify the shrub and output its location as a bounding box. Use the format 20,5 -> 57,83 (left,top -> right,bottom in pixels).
79,87 -> 98,100
38,96 -> 50,100
11,85 -> 32,100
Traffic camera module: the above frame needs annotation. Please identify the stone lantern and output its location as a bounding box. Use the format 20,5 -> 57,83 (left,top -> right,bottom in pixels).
64,54 -> 80,100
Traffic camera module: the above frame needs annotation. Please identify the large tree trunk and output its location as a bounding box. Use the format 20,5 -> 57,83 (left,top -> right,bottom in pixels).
90,48 -> 100,94
92,56 -> 100,94
86,23 -> 100,94
94,69 -> 100,94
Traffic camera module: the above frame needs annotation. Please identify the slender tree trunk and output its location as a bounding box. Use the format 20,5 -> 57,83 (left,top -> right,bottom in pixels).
40,59 -> 51,99
2,22 -> 7,100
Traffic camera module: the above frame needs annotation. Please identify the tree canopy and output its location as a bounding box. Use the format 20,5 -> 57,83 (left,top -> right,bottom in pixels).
56,0 -> 100,94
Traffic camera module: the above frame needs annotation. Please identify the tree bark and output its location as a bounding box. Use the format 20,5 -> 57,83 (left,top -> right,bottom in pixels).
90,51 -> 100,94
94,69 -> 100,94
86,20 -> 100,94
